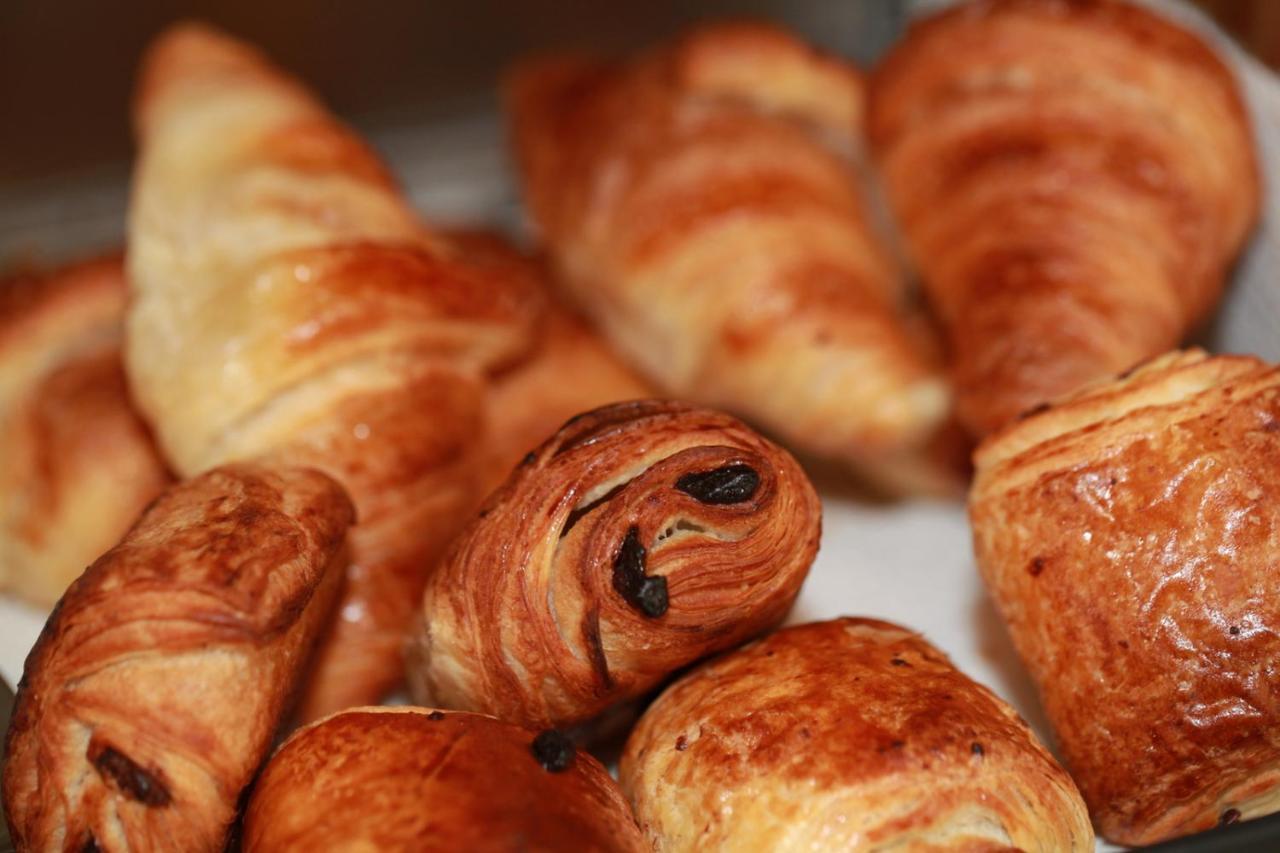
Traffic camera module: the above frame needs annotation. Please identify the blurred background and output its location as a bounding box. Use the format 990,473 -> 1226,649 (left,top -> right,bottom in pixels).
0,0 -> 1271,259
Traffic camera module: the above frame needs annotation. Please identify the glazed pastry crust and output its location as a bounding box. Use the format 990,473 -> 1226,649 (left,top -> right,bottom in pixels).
971,349 -> 1280,844
127,23 -> 536,718
507,21 -> 949,487
0,254 -> 169,606
407,399 -> 821,730
1,463 -> 353,853
445,230 -> 654,494
620,618 -> 1093,852
869,0 -> 1259,436
242,707 -> 645,852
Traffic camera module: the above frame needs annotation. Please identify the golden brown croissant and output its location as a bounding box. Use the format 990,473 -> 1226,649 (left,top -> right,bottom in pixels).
507,22 -> 950,490
971,349 -> 1280,844
1,462 -> 353,852
242,707 -> 646,851
869,0 -> 1260,437
407,399 -> 821,730
0,254 -> 170,607
444,230 -> 655,494
621,617 -> 1093,851
126,23 -> 535,719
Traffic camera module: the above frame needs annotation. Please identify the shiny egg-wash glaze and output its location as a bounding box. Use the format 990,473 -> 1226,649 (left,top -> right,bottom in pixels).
441,230 -> 655,495
869,0 -> 1259,436
508,22 -> 951,493
0,254 -> 170,608
621,618 -> 1093,851
126,24 -> 536,719
408,399 -> 822,730
2,464 -> 354,852
971,350 -> 1280,844
243,707 -> 645,852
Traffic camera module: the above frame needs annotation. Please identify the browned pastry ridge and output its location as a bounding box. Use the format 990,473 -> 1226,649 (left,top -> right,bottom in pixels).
507,21 -> 951,492
971,349 -> 1280,845
0,254 -> 170,607
621,618 -> 1092,851
444,229 -> 656,494
1,463 -> 353,852
242,707 -> 646,851
126,23 -> 536,720
869,0 -> 1260,437
407,399 -> 821,730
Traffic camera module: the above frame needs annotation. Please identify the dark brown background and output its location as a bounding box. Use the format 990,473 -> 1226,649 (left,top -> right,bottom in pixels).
0,1 -> 904,187
0,2 -> 1269,193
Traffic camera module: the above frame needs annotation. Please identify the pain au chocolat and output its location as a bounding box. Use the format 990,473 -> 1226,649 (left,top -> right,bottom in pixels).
620,618 -> 1092,851
407,399 -> 821,730
971,349 -> 1280,844
242,707 -> 645,852
2,463 -> 353,852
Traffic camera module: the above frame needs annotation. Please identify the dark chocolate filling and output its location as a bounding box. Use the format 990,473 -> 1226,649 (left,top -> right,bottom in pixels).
531,729 -> 576,773
675,464 -> 760,505
91,745 -> 171,807
612,526 -> 668,618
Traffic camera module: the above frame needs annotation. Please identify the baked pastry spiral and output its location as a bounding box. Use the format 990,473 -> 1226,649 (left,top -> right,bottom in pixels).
507,21 -> 950,491
868,0 -> 1260,436
0,254 -> 170,607
971,349 -> 1280,844
620,618 -> 1093,851
242,707 -> 645,851
126,23 -> 535,719
1,463 -> 353,852
407,399 -> 821,730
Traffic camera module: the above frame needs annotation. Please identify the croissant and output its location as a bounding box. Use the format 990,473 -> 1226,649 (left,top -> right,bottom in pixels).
126,23 -> 535,719
507,22 -> 950,491
0,254 -> 170,607
620,617 -> 1093,851
445,230 -> 655,494
868,0 -> 1260,436
970,349 -> 1280,844
242,707 -> 645,851
407,399 -> 821,730
1,463 -> 353,852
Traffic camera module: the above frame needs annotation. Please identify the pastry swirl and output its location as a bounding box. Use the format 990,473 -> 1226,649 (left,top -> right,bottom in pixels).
620,618 -> 1093,852
0,254 -> 170,607
243,707 -> 645,852
869,0 -> 1259,436
1,463 -> 353,852
507,22 -> 950,490
971,349 -> 1280,844
407,399 -> 821,729
127,23 -> 536,719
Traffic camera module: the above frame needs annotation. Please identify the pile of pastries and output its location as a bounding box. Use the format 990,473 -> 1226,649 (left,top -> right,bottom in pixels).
1,0 -> 1276,850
